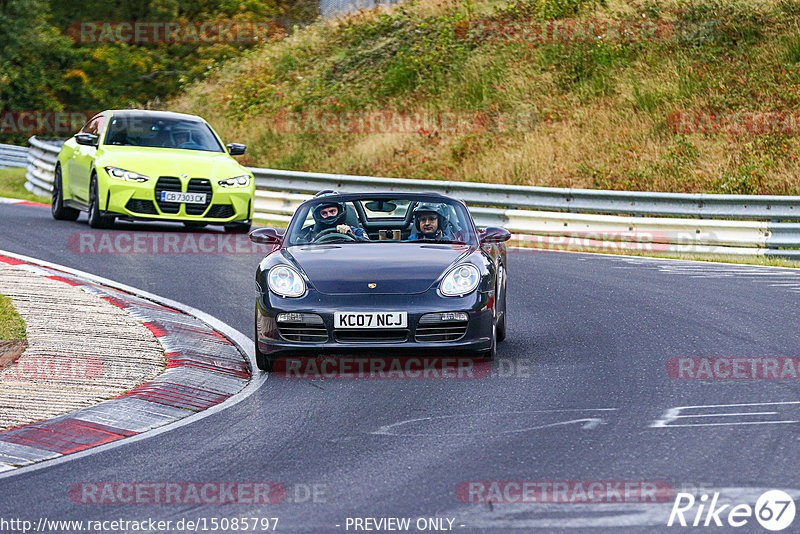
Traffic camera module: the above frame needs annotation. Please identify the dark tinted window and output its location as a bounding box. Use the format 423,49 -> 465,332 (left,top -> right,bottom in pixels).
104,115 -> 224,152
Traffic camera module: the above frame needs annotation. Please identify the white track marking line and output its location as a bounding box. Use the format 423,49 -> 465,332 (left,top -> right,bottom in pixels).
650,402 -> 800,429
371,409 -> 617,436
0,249 -> 267,481
661,421 -> 798,427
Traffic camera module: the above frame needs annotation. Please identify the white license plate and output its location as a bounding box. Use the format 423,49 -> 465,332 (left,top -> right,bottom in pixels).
160,191 -> 206,204
334,312 -> 407,329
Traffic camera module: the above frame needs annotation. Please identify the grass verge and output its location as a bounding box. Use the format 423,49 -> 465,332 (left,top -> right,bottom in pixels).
512,243 -> 800,268
0,293 -> 26,341
0,167 -> 48,203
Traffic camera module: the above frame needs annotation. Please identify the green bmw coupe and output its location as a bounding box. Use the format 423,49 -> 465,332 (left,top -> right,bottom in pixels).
52,109 -> 255,232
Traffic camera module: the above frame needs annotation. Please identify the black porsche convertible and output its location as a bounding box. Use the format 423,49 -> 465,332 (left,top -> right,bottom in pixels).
249,191 -> 510,372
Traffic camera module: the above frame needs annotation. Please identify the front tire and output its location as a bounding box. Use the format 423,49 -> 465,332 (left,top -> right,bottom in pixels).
478,322 -> 497,362
51,165 -> 80,221
88,175 -> 113,229
496,265 -> 507,343
254,307 -> 275,372
255,347 -> 276,372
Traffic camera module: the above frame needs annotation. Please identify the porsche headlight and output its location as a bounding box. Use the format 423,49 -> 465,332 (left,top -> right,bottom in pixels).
440,264 -> 480,297
268,265 -> 306,298
218,175 -> 251,188
105,167 -> 150,182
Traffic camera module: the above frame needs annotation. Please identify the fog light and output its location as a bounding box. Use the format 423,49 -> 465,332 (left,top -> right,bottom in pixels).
419,312 -> 468,324
276,313 -> 323,325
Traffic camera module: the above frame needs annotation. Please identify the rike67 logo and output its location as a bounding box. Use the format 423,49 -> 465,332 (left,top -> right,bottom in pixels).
668,490 -> 796,531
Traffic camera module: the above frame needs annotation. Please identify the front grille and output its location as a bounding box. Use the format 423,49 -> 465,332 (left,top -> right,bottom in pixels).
278,325 -> 328,343
125,199 -> 158,215
186,178 -> 212,215
415,321 -> 468,342
155,176 -> 182,214
335,329 -> 409,343
205,204 -> 235,218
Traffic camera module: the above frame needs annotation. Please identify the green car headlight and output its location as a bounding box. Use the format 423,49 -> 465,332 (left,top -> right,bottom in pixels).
218,175 -> 251,188
105,167 -> 150,182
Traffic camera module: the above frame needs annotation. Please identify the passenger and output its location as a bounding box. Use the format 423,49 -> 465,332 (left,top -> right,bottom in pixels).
298,201 -> 369,242
408,203 -> 454,241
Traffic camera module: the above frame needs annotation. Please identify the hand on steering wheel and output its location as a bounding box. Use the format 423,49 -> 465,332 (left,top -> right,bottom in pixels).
312,227 -> 357,243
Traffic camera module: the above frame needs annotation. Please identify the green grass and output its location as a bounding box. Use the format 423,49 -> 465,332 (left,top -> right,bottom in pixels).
253,217 -> 289,229
513,242 -> 800,268
169,0 -> 800,194
0,167 -> 49,203
0,293 -> 26,341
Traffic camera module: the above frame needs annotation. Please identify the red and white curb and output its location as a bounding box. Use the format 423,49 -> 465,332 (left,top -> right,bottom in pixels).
0,196 -> 49,208
0,252 -> 256,474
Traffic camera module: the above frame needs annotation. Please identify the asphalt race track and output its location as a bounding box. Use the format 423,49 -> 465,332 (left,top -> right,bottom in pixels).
1,202 -> 800,533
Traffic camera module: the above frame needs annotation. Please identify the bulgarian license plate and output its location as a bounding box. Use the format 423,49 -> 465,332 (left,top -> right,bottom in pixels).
160,191 -> 206,204
334,312 -> 407,329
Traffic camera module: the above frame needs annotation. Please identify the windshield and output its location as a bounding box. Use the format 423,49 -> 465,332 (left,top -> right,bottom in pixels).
104,115 -> 224,152
284,196 -> 477,246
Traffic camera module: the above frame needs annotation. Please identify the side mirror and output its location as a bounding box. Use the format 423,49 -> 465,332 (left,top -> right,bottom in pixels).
227,143 -> 246,156
249,228 -> 283,245
75,133 -> 99,147
480,227 -> 511,244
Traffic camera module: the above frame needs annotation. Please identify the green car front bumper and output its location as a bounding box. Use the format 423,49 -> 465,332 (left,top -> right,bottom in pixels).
100,173 -> 254,223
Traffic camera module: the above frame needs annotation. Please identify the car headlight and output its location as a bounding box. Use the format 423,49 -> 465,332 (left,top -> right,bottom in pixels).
218,175 -> 251,188
267,265 -> 306,298
440,264 -> 480,297
105,167 -> 150,182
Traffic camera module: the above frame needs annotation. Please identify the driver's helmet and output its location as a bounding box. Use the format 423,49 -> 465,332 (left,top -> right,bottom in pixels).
412,202 -> 448,234
312,200 -> 347,230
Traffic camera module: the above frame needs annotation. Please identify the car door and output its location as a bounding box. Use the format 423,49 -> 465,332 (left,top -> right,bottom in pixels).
68,114 -> 104,203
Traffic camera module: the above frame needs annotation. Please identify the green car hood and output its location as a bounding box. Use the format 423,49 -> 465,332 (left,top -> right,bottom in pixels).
96,146 -> 249,180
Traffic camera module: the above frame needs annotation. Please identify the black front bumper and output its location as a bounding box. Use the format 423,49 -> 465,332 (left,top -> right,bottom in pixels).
256,288 -> 495,357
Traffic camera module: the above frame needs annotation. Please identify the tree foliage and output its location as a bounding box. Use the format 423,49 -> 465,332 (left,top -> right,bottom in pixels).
0,0 -> 319,142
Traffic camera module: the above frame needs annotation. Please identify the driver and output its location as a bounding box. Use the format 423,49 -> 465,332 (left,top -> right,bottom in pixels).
297,201 -> 369,242
173,129 -> 192,147
408,203 -> 454,241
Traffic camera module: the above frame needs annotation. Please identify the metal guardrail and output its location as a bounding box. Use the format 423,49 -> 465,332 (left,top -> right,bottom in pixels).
25,137 -> 62,197
250,168 -> 800,221
24,136 -> 800,258
0,143 -> 29,169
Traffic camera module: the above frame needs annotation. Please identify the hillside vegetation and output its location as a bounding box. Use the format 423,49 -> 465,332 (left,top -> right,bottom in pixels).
171,0 -> 800,194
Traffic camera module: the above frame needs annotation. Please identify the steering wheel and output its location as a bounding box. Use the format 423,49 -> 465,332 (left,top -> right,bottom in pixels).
312,227 -> 357,243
